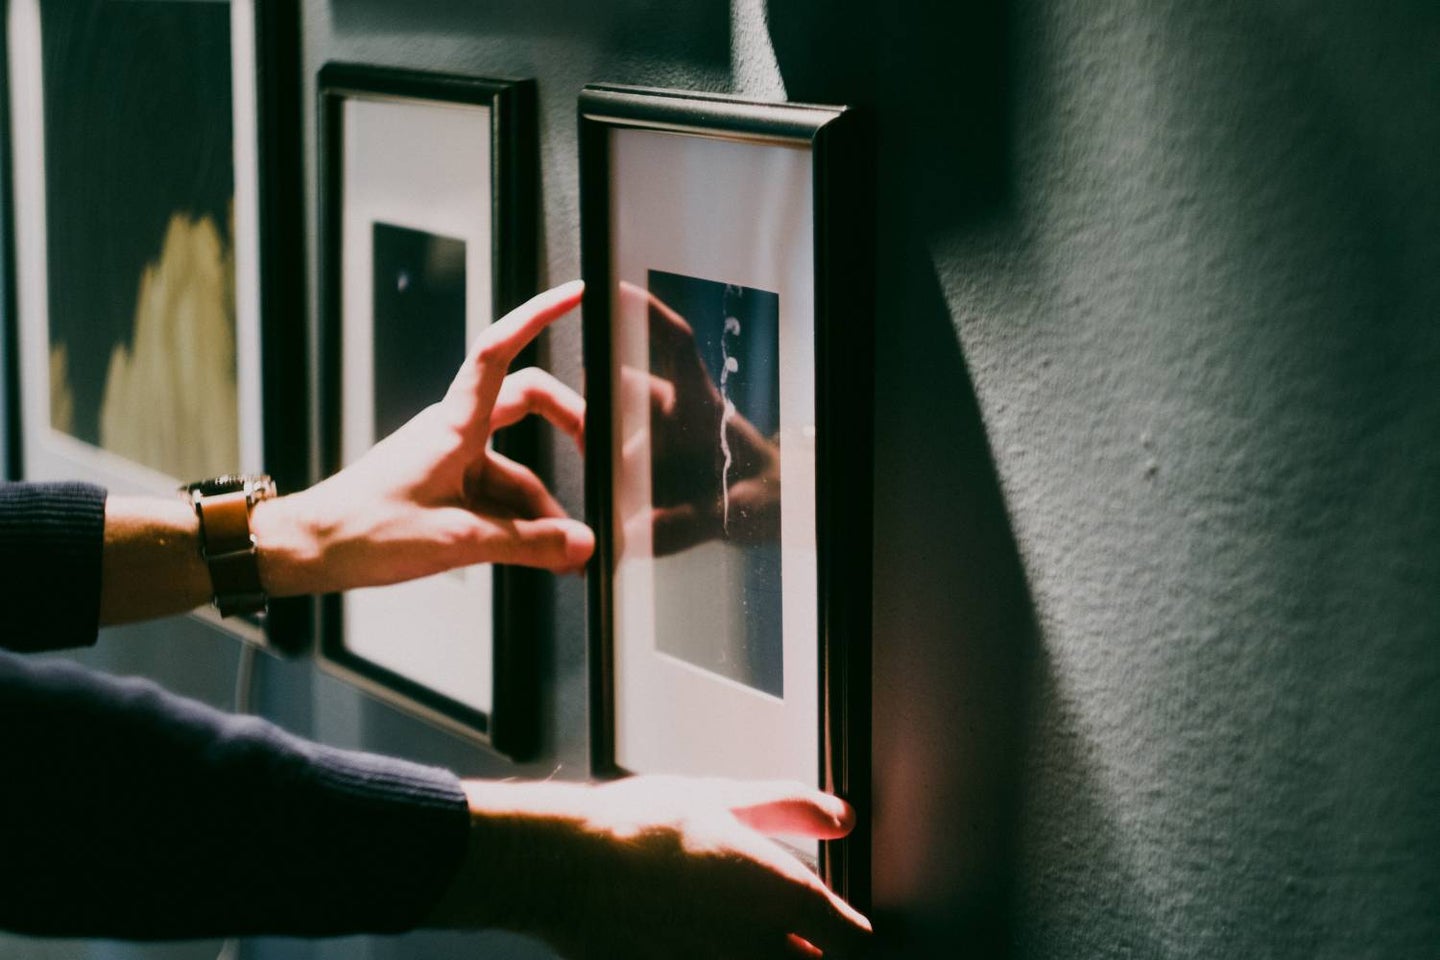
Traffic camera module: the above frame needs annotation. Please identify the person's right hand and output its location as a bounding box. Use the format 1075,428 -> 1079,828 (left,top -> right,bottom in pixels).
425,775 -> 871,959
253,281 -> 592,598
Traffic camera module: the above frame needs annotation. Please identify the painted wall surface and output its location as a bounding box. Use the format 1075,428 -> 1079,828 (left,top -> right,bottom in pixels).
3,0 -> 1436,958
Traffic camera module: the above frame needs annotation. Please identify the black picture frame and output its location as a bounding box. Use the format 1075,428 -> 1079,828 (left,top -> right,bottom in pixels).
1,0 -> 309,656
316,63 -> 539,758
579,83 -> 874,908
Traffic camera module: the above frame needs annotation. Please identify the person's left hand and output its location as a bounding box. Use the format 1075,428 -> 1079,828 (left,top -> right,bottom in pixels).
254,281 -> 593,597
427,774 -> 872,959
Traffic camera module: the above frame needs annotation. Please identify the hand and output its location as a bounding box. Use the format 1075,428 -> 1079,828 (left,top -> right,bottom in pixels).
618,282 -> 782,558
254,281 -> 593,597
426,776 -> 871,959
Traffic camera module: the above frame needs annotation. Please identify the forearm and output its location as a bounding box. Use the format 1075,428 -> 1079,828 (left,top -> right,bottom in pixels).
99,493 -> 323,625
0,651 -> 469,939
99,495 -> 211,624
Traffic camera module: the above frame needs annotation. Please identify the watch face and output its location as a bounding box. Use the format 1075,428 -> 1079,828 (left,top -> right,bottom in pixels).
185,474 -> 273,499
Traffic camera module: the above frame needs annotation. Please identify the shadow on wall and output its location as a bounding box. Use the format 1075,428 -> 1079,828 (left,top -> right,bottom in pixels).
767,1 -> 1044,956
864,249 -> 1038,959
767,0 -> 1012,228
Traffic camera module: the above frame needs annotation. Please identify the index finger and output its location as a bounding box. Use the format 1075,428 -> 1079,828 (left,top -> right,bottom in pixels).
730,791 -> 855,840
445,280 -> 584,436
697,779 -> 856,838
472,279 -> 584,371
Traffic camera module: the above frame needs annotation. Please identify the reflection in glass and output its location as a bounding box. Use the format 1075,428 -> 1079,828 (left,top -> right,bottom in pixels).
644,270 -> 783,697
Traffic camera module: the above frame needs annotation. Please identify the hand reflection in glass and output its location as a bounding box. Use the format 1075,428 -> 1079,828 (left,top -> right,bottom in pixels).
618,281 -> 781,557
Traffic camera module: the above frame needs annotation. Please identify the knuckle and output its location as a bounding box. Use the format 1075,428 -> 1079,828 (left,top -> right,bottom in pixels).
508,368 -> 551,406
473,339 -> 510,371
444,520 -> 487,558
531,524 -> 568,557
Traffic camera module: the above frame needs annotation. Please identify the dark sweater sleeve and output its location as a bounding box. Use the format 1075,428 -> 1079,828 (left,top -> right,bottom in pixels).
0,651 -> 470,939
0,481 -> 106,653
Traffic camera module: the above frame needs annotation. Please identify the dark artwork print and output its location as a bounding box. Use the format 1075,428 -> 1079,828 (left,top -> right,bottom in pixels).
41,0 -> 238,477
645,269 -> 783,698
371,222 -> 467,441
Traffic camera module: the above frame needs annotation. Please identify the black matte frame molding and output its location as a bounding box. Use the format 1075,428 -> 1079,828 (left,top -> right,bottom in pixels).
316,63 -> 539,758
252,0 -> 310,656
579,82 -> 874,909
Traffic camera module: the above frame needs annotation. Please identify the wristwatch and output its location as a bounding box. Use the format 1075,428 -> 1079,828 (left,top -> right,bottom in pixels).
181,474 -> 277,618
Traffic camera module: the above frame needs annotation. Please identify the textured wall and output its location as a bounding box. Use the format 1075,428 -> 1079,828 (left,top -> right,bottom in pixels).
5,0 -> 1436,958
984,3 -> 1440,956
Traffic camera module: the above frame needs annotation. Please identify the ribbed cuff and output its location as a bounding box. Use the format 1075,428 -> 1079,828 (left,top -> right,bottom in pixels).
0,654 -> 472,940
0,481 -> 106,652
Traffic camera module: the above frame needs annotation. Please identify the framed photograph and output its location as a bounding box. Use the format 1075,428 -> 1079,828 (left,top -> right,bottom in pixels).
4,0 -> 307,651
316,63 -> 539,756
580,83 -> 873,905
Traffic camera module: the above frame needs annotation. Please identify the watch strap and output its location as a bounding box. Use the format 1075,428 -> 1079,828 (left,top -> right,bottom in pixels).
184,475 -> 275,619
195,490 -> 267,618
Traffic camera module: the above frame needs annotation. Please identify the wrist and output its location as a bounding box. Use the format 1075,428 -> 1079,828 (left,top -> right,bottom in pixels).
423,782 -> 595,935
100,495 -> 213,625
249,493 -> 328,598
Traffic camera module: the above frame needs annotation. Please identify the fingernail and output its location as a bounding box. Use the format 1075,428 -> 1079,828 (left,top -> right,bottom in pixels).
566,525 -> 596,566
826,796 -> 856,831
786,934 -> 823,958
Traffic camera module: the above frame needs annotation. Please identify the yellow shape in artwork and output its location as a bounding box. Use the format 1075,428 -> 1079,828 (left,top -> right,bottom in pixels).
49,340 -> 75,437
99,211 -> 240,480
